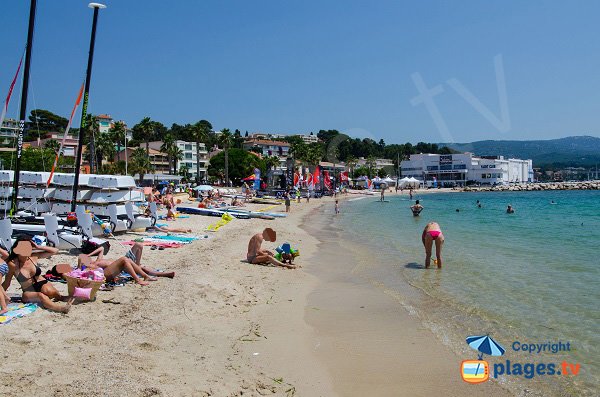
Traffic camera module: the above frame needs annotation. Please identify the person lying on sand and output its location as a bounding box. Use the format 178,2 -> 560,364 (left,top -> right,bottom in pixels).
422,222 -> 444,269
123,242 -> 175,279
80,244 -> 174,283
247,228 -> 296,269
145,209 -> 191,233
5,236 -> 72,313
79,247 -> 153,286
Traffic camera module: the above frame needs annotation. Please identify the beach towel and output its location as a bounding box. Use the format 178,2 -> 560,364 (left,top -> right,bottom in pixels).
0,303 -> 39,325
121,240 -> 184,248
151,234 -> 199,243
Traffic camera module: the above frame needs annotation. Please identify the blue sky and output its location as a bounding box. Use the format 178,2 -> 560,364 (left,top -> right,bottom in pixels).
2,0 -> 600,143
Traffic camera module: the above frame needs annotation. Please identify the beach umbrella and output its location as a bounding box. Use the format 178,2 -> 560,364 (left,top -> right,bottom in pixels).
193,185 -> 214,191
466,335 -> 505,357
242,174 -> 255,182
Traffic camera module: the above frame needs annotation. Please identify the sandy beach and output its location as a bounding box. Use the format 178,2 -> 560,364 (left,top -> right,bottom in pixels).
0,191 -> 513,397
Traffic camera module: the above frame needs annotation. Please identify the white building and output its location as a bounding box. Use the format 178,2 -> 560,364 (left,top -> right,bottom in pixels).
401,153 -> 533,187
149,140 -> 208,179
0,118 -> 19,140
295,134 -> 319,144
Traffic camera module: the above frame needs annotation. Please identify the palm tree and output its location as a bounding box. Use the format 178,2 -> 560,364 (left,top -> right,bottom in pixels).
345,155 -> 358,178
170,146 -> 184,175
95,132 -> 116,170
218,128 -> 233,186
264,155 -> 280,186
136,117 -> 153,155
130,147 -> 152,185
192,120 -> 212,183
44,138 -> 60,153
289,141 -> 308,163
365,155 -> 377,178
109,121 -> 126,164
160,133 -> 175,173
84,114 -> 100,172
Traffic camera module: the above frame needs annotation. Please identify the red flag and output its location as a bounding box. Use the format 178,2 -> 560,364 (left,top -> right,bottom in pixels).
313,166 -> 321,186
47,83 -> 85,187
323,171 -> 332,190
340,171 -> 349,182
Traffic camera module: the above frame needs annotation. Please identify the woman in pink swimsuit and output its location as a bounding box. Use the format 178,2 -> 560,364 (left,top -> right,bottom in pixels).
422,222 -> 444,269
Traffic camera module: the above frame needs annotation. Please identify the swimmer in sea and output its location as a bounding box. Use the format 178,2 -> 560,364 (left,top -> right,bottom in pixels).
422,222 -> 444,269
507,205 -> 515,214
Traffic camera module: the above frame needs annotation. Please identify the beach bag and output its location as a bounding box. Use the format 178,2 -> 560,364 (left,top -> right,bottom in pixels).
80,238 -> 110,255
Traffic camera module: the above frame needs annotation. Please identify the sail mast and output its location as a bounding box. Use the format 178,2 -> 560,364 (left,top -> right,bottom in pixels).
10,0 -> 37,215
71,3 -> 106,212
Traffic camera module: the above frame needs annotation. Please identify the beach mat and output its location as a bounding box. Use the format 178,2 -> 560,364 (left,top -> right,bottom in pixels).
0,303 -> 39,325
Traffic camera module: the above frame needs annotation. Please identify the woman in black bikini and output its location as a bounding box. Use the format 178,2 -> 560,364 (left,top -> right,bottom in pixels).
6,236 -> 72,313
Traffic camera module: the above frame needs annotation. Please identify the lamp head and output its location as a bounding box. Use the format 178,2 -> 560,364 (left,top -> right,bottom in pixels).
88,3 -> 107,9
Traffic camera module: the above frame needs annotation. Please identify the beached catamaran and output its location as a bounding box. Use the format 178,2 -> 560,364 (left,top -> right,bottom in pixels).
0,1 -> 153,249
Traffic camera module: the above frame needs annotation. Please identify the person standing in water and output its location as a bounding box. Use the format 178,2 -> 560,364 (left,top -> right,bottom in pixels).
422,222 -> 444,269
411,200 -> 424,216
409,188 -> 413,200
380,188 -> 385,202
506,205 -> 515,214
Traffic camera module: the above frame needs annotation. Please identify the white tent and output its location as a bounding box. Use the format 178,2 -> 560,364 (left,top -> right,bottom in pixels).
398,177 -> 420,188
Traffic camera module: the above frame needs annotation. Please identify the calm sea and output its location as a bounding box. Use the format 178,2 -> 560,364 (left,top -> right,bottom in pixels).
334,190 -> 599,396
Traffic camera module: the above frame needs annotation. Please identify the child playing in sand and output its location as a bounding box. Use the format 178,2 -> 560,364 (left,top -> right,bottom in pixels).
247,228 -> 296,269
166,205 -> 176,220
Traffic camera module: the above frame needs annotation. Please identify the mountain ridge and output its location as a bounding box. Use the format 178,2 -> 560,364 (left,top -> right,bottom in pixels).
440,136 -> 600,168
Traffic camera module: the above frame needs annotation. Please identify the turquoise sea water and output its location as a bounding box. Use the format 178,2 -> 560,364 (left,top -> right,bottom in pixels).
335,190 -> 599,395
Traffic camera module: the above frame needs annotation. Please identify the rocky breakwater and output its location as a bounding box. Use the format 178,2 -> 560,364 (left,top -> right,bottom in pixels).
463,181 -> 600,192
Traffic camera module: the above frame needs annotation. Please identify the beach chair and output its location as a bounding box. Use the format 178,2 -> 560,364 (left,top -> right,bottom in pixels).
43,214 -> 83,251
75,205 -> 94,239
0,218 -> 13,250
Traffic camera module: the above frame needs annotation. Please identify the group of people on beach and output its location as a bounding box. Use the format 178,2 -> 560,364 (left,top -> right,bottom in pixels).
0,236 -> 174,314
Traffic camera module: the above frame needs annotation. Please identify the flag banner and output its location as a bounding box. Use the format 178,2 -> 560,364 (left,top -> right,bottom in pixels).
0,54 -> 24,131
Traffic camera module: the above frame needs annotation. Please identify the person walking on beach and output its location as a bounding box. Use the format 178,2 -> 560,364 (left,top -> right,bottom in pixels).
284,192 -> 291,213
422,222 -> 444,269
335,200 -> 340,214
247,228 -> 296,269
411,200 -> 424,216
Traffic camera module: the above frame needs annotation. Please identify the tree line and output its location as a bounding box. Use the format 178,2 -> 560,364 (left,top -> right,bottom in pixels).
2,109 -> 456,183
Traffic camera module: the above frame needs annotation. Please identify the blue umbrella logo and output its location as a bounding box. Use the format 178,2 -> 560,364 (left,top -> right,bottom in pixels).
466,334 -> 505,360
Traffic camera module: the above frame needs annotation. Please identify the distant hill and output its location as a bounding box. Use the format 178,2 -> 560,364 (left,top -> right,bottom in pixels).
440,136 -> 600,168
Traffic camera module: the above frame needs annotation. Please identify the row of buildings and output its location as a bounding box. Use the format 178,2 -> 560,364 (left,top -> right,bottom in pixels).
2,116 -> 539,185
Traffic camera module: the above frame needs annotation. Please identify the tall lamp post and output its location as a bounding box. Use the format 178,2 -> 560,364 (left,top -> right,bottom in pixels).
71,3 -> 106,211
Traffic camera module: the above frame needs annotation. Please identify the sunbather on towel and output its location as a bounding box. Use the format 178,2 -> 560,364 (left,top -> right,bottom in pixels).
78,248 -> 151,286
81,244 -> 174,281
5,235 -> 72,313
123,242 -> 175,279
247,228 -> 296,269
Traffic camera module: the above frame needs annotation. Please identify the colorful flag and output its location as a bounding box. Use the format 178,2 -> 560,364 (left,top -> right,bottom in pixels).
0,54 -> 24,132
313,166 -> 321,187
47,83 -> 84,187
340,171 -> 349,182
323,171 -> 332,190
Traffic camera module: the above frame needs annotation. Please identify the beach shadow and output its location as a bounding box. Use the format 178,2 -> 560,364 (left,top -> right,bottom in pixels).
239,259 -> 277,268
405,262 -> 425,269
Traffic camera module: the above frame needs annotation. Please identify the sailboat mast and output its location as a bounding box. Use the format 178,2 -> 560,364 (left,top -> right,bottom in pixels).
10,0 -> 37,215
71,3 -> 106,212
